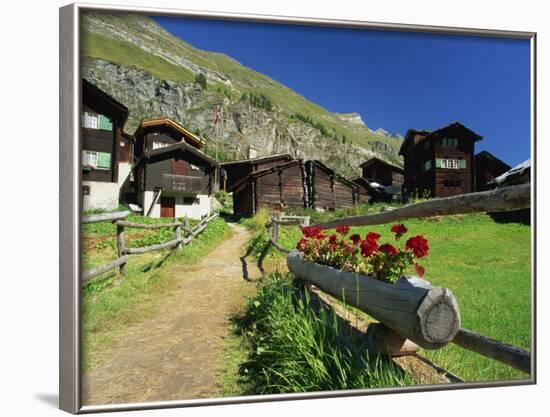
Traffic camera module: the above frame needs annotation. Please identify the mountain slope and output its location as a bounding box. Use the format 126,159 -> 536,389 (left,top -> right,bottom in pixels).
81,12 -> 403,177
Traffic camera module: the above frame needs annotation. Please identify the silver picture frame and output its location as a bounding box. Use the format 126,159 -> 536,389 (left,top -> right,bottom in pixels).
59,2 -> 537,414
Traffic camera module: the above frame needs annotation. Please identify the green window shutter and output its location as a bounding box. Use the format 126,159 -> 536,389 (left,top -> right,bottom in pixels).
435,158 -> 442,168
97,152 -> 112,169
460,159 -> 467,169
99,115 -> 113,131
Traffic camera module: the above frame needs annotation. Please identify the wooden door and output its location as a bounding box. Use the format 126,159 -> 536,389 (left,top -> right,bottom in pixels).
160,197 -> 176,218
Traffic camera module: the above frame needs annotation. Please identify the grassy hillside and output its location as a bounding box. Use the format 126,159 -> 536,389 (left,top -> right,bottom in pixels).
81,12 -> 403,165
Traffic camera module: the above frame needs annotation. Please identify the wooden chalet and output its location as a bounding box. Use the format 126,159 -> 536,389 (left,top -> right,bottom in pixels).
133,118 -> 218,219
305,160 -> 358,210
359,157 -> 404,188
221,154 -> 294,191
399,122 -> 483,198
350,177 -> 373,204
232,160 -> 307,217
82,79 -> 133,211
474,151 -> 511,191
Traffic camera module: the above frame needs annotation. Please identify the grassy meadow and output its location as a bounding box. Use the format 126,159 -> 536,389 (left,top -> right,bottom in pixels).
239,207 -> 531,383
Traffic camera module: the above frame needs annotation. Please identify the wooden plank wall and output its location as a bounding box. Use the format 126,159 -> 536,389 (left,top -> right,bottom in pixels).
308,162 -> 357,210
280,163 -> 307,209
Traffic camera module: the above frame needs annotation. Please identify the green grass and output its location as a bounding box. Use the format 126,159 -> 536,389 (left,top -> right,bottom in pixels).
245,207 -> 531,383
83,33 -> 195,83
221,272 -> 411,395
82,217 -> 231,371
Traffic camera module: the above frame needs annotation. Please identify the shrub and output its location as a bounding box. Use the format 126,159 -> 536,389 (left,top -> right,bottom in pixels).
195,72 -> 207,90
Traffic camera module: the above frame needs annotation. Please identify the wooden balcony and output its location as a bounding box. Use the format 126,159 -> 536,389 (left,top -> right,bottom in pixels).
162,174 -> 204,193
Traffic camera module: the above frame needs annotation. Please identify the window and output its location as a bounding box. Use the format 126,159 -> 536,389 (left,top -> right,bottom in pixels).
436,158 -> 466,169
182,197 -> 200,205
82,111 -> 113,130
83,150 -> 98,167
442,138 -> 459,148
152,141 -> 169,150
423,160 -> 432,172
82,111 -> 100,129
82,150 -> 111,170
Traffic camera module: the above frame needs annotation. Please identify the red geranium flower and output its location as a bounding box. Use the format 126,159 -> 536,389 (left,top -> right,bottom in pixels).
302,225 -> 324,238
329,234 -> 338,244
336,225 -> 350,236
296,238 -> 311,254
350,234 -> 362,245
360,238 -> 379,257
379,243 -> 398,256
406,235 -> 429,258
366,232 -> 381,241
414,263 -> 426,277
391,223 -> 408,239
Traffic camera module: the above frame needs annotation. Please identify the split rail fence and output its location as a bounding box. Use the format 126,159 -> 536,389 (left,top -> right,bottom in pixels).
265,183 -> 532,377
82,211 -> 218,283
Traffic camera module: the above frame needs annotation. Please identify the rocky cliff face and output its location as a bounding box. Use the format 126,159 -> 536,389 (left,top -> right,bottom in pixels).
82,12 -> 403,177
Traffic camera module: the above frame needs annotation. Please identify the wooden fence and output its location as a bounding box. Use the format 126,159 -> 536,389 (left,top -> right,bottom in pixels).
82,212 -> 218,283
265,184 -> 532,376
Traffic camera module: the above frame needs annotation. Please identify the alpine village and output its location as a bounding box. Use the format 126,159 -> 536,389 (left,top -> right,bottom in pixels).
80,12 -> 531,406
83,76 -> 519,217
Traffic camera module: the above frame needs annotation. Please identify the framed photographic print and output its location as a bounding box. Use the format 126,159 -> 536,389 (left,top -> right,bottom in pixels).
59,2 -> 536,414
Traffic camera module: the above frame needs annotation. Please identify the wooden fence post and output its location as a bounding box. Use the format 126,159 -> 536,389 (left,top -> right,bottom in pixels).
174,223 -> 183,251
301,216 -> 310,227
117,224 -> 126,275
272,212 -> 282,243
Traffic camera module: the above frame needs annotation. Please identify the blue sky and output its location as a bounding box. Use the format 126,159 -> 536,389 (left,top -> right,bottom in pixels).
153,16 -> 531,166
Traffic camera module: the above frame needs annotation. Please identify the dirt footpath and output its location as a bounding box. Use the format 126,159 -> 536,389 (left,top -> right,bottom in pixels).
82,224 -> 260,405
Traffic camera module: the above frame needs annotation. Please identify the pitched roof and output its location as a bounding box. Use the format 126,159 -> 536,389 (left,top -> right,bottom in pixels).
231,160 -> 304,192
475,151 -> 511,171
136,141 -> 219,167
307,160 -> 358,190
134,118 -> 206,149
359,157 -> 404,173
399,122 -> 483,155
221,153 -> 293,167
489,159 -> 530,187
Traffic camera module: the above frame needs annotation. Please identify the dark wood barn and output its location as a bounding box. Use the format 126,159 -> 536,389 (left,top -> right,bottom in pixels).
359,157 -> 404,188
133,119 -> 218,219
399,122 -> 483,198
81,78 -> 133,210
350,177 -> 373,204
232,160 -> 307,217
221,154 -> 294,191
474,151 -> 511,191
306,160 -> 358,210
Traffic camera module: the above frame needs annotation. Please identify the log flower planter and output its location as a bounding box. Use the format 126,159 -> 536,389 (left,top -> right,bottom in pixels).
287,249 -> 461,350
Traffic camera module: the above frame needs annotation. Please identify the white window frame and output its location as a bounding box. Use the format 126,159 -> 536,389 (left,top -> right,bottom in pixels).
82,111 -> 100,129
82,150 -> 110,170
83,150 -> 98,168
423,160 -> 432,172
